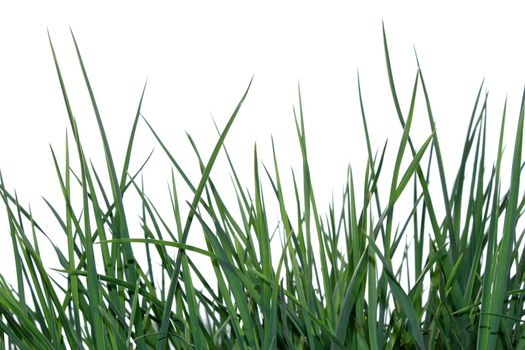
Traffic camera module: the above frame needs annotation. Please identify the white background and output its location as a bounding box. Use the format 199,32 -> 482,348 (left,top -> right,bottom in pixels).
1,1 -> 525,283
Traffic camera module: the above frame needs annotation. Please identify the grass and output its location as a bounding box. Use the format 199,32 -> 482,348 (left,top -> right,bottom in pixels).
0,26 -> 525,349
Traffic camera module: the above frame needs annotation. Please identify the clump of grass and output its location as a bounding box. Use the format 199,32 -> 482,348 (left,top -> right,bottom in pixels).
1,26 -> 525,349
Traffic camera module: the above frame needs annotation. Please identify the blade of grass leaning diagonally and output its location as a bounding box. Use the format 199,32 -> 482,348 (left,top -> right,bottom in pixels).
155,77 -> 253,350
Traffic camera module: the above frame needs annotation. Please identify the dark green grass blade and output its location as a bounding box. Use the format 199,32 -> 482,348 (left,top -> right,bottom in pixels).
485,87 -> 525,349
119,81 -> 148,191
367,238 -> 425,349
155,77 -> 253,350
415,54 -> 457,260
48,33 -> 108,349
69,30 -> 146,348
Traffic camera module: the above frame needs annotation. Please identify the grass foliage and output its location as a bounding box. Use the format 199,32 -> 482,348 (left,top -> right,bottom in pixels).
1,27 -> 525,349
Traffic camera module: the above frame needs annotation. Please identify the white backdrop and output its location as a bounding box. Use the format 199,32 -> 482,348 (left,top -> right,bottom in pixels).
1,1 -> 525,284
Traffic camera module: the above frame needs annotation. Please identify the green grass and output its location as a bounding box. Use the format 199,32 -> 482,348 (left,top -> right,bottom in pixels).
1,27 -> 525,349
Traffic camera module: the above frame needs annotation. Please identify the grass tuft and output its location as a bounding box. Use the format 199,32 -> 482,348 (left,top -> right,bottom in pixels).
0,30 -> 524,349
